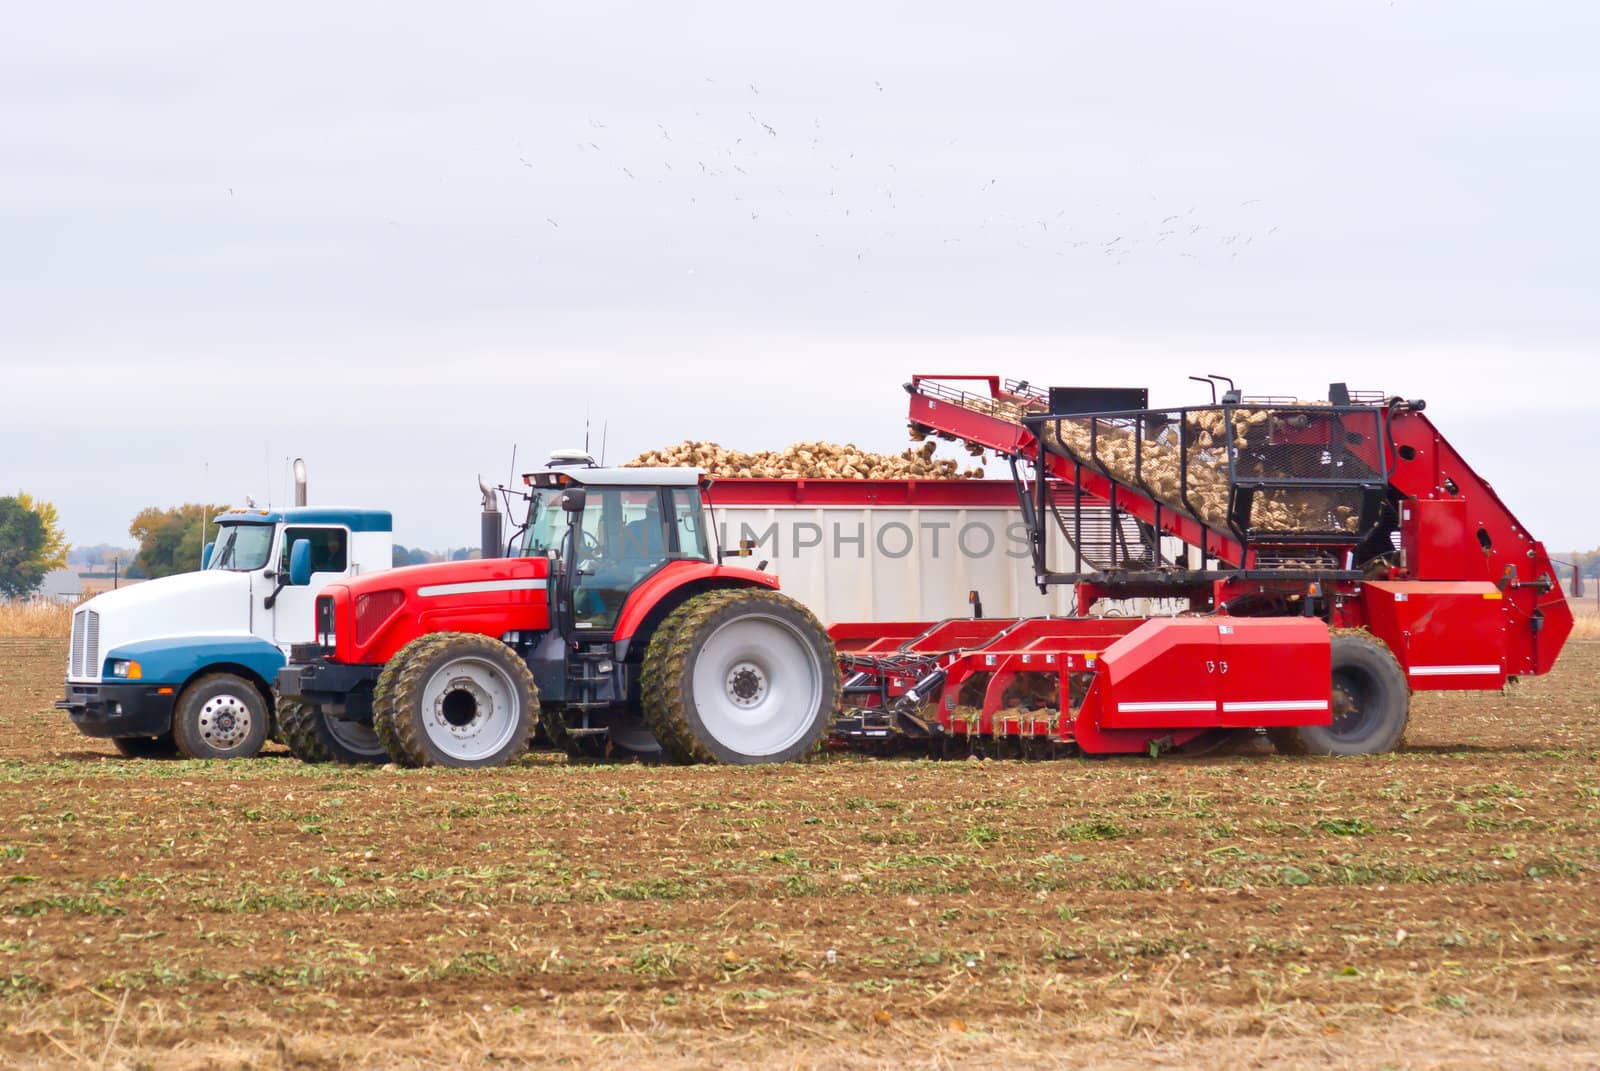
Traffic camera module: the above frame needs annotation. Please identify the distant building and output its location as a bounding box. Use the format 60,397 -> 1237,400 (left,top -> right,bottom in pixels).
39,568 -> 83,604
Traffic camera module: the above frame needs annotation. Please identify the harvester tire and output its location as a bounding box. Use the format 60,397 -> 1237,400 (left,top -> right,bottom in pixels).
172,673 -> 271,760
1268,630 -> 1409,756
112,734 -> 179,759
277,697 -> 387,765
641,589 -> 838,765
372,632 -> 538,768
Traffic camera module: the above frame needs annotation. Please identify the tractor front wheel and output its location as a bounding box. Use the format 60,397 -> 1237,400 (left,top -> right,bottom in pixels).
1268,631 -> 1409,756
641,589 -> 838,765
372,633 -> 538,768
277,697 -> 388,765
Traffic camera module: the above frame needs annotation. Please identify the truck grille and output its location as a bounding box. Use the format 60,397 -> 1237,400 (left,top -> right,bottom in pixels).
69,609 -> 100,680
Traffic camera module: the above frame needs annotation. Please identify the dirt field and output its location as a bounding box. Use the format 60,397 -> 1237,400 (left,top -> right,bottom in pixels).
1,638 -> 1597,1069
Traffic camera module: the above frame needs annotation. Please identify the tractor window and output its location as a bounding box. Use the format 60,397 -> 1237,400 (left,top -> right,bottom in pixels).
573,488 -> 670,631
280,527 -> 348,574
668,488 -> 711,561
520,490 -> 565,556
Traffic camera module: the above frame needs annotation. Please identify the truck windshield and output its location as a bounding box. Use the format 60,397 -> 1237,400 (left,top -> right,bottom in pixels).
519,489 -> 565,557
208,523 -> 275,572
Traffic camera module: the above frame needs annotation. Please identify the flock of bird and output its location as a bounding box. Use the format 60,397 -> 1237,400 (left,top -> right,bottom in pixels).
521,80 -> 1281,271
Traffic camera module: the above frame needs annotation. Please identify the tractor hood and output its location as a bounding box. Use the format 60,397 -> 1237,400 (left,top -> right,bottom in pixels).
338,556 -> 545,599
322,555 -> 553,665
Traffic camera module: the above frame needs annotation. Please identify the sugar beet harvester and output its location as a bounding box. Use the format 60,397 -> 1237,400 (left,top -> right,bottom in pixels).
274,375 -> 1572,767
830,375 -> 1573,757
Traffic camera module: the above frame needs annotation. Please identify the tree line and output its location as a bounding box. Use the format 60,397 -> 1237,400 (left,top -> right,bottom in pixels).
0,498 -> 479,597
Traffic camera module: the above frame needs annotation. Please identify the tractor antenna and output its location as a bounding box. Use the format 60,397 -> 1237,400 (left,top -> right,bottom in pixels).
506,443 -> 518,490
585,404 -> 591,455
600,420 -> 608,466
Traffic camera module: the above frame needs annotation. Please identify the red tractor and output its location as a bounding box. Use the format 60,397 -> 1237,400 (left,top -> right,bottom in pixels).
274,456 -> 837,767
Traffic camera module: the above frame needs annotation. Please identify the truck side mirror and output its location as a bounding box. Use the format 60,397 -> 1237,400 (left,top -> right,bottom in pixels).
561,487 -> 587,513
289,539 -> 313,586
202,541 -> 214,569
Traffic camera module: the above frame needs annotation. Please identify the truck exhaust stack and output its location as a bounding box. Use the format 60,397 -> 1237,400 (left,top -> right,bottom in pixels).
293,458 -> 308,507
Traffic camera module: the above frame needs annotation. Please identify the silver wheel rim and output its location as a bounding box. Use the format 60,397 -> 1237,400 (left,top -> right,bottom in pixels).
419,656 -> 520,762
197,693 -> 253,751
691,613 -> 823,757
325,712 -> 386,758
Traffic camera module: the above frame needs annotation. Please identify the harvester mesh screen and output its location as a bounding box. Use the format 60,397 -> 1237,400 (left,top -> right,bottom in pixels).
1035,405 -> 1384,539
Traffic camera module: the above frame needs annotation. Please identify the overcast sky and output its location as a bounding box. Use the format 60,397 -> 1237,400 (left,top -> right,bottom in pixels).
4,2 -> 1598,555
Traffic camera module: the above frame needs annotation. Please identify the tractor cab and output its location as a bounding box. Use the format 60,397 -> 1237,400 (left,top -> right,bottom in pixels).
521,458 -> 712,634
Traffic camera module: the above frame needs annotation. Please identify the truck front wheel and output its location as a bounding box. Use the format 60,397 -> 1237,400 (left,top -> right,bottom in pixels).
172,673 -> 271,760
277,697 -> 387,765
372,633 -> 539,768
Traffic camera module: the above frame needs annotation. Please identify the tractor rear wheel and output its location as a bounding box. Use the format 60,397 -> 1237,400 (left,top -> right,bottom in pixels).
277,697 -> 387,765
372,633 -> 538,768
1268,630 -> 1409,756
641,589 -> 838,765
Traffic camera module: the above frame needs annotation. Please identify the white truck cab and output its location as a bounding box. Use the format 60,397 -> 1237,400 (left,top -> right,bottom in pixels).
57,506 -> 393,759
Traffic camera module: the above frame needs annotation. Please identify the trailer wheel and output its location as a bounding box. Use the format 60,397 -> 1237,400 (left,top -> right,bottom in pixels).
1268,631 -> 1409,756
171,673 -> 271,759
112,734 -> 179,759
277,697 -> 387,765
641,589 -> 838,765
372,633 -> 538,768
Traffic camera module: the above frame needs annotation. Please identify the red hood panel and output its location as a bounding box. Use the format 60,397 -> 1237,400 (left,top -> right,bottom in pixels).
327,556 -> 552,664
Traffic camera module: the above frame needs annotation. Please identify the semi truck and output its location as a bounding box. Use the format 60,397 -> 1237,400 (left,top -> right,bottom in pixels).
57,470 -> 394,759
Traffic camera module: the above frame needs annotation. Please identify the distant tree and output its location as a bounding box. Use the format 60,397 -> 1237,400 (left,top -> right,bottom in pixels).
129,504 -> 228,579
451,548 -> 471,562
393,544 -> 441,567
69,543 -> 137,569
0,496 -> 50,598
11,493 -> 68,577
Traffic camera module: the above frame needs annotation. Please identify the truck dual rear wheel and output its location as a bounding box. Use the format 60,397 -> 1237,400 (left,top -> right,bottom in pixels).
172,673 -> 271,760
1268,631 -> 1409,756
372,633 -> 538,768
277,697 -> 387,765
642,589 -> 838,765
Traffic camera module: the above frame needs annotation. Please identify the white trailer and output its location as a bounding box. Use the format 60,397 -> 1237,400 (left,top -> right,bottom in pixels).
707,479 -> 1086,623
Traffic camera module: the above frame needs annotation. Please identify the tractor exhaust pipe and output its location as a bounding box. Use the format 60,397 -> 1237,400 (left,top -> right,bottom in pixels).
479,476 -> 502,559
293,458 -> 308,506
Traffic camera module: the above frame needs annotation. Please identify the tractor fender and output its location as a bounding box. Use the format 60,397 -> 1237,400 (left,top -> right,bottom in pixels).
611,561 -> 779,659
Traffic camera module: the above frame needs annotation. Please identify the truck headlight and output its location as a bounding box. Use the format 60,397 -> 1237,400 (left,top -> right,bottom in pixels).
108,660 -> 142,680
